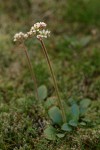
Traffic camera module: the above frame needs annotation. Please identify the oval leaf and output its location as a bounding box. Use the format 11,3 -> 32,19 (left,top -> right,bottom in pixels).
48,106 -> 63,126
79,99 -> 91,116
68,120 -> 78,127
38,85 -> 47,100
44,126 -> 57,140
79,107 -> 87,116
68,98 -> 76,105
71,104 -> 79,121
79,99 -> 91,108
61,123 -> 72,132
79,122 -> 86,126
56,133 -> 65,138
45,97 -> 57,109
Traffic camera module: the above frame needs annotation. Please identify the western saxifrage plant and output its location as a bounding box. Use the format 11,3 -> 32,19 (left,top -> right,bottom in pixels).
14,22 -> 91,140
14,22 -> 66,122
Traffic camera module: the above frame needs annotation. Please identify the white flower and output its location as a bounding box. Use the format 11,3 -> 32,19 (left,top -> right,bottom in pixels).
37,29 -> 50,39
24,34 -> 28,39
30,26 -> 36,33
34,23 -> 40,29
39,22 -> 47,28
33,22 -> 47,31
13,32 -> 25,42
13,22 -> 50,42
27,31 -> 33,36
14,38 -> 17,42
37,35 -> 44,39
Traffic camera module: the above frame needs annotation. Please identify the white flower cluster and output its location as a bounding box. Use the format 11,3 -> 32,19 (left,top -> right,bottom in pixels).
37,29 -> 50,39
32,22 -> 47,31
14,32 -> 26,42
14,22 -> 50,42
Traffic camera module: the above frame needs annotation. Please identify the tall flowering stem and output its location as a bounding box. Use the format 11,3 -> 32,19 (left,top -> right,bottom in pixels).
13,21 -> 66,122
21,43 -> 39,101
39,38 -> 66,122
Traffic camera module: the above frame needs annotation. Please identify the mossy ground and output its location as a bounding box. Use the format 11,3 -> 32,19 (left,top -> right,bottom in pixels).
0,0 -> 100,149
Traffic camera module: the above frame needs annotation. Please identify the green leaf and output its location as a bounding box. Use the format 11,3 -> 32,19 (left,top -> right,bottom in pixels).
82,118 -> 91,123
38,85 -> 47,100
68,98 -> 76,105
45,97 -> 57,109
62,100 -> 70,113
79,99 -> 91,116
61,123 -> 72,132
68,120 -> 78,127
44,126 -> 57,140
56,133 -> 65,138
79,122 -> 86,126
79,107 -> 87,116
48,106 -> 63,126
66,111 -> 73,122
79,99 -> 91,108
71,104 -> 79,121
